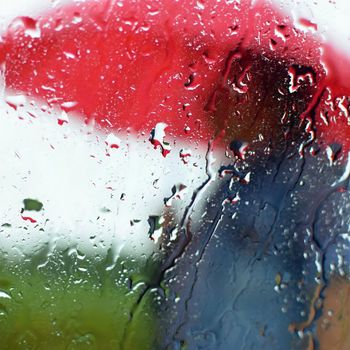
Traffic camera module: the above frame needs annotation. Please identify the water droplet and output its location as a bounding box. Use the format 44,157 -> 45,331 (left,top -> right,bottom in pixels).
165,184 -> 188,207
148,215 -> 164,242
179,149 -> 191,164
229,140 -> 248,160
287,65 -> 315,93
23,198 -> 43,212
9,17 -> 41,38
149,122 -> 171,157
5,94 -> 26,110
0,290 -> 11,299
105,133 -> 121,149
298,18 -> 318,32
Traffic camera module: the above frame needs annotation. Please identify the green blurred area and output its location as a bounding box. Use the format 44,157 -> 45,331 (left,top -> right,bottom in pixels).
0,248 -> 159,350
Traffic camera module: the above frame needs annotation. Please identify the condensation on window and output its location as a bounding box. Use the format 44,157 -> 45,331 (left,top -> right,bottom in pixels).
0,0 -> 349,349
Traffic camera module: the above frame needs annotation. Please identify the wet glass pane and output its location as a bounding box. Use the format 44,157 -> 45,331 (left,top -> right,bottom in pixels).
0,0 -> 349,349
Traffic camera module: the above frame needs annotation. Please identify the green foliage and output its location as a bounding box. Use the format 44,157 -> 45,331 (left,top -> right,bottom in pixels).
0,250 -> 158,350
